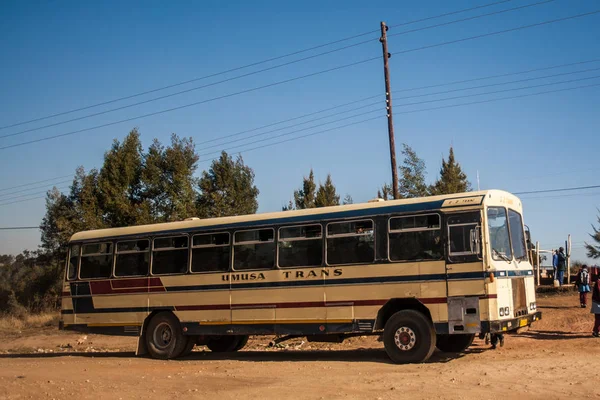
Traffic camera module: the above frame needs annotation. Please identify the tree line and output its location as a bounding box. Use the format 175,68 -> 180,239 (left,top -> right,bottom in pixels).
1,129 -> 472,316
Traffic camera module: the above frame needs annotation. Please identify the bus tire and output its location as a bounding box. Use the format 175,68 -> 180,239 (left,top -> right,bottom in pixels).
179,336 -> 196,358
207,335 -> 242,352
383,310 -> 436,364
233,335 -> 249,351
145,312 -> 188,360
436,334 -> 475,353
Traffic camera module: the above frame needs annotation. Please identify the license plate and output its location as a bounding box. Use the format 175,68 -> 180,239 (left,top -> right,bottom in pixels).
519,318 -> 528,327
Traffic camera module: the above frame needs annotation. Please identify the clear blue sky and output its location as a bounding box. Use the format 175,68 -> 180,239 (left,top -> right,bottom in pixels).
0,0 -> 599,264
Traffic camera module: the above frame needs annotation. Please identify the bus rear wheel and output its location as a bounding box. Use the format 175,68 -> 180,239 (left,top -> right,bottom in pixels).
206,335 -> 242,352
436,334 -> 475,353
145,312 -> 188,360
383,310 -> 436,364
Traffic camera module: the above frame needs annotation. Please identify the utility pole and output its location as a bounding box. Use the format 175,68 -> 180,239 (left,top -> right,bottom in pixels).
380,21 -> 399,200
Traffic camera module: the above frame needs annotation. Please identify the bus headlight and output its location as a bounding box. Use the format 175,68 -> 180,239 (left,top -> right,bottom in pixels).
499,307 -> 505,317
504,307 -> 510,316
529,302 -> 536,310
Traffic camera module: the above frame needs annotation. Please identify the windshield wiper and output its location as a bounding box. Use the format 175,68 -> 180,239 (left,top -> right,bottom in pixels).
492,248 -> 511,263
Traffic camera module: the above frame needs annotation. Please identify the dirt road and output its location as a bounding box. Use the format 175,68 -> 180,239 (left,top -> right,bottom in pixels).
1,292 -> 599,400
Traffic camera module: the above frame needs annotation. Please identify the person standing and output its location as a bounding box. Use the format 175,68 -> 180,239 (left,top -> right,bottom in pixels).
592,278 -> 600,337
556,247 -> 567,286
576,265 -> 591,308
552,250 -> 558,280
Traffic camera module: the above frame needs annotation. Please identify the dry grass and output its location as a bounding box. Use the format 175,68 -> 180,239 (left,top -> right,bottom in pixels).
0,312 -> 59,332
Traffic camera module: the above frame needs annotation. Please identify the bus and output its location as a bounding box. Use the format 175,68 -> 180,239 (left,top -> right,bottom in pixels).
59,189 -> 541,363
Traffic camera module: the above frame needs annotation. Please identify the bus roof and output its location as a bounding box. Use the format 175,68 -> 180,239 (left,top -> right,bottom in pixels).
69,189 -> 521,242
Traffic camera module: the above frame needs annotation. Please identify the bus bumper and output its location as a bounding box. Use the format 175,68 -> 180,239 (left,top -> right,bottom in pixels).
484,311 -> 542,333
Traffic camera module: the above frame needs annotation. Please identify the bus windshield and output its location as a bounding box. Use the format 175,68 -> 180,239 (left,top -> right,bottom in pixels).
508,209 -> 528,261
487,207 -> 512,262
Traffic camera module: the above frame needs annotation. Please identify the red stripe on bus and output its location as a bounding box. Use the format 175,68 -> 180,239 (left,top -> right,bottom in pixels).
90,279 -> 166,295
111,277 -> 164,289
173,298 -> 451,311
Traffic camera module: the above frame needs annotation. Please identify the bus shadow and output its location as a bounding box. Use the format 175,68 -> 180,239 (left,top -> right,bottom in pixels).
0,348 -> 483,364
538,305 -> 581,310
518,330 -> 592,340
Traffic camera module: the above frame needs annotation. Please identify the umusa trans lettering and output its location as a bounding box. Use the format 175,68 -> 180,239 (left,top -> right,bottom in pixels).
222,268 -> 343,281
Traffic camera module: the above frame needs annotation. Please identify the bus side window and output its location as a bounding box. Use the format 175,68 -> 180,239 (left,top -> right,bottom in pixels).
191,232 -> 230,273
152,236 -> 189,275
326,220 -> 374,265
115,239 -> 150,277
67,244 -> 80,281
233,228 -> 275,271
388,214 -> 442,262
447,212 -> 482,262
278,224 -> 323,268
80,242 -> 113,279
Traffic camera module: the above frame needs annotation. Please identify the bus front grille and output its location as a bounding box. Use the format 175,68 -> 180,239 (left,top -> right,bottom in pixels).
511,278 -> 527,318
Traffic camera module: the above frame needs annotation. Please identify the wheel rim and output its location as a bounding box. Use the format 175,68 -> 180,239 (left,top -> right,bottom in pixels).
153,322 -> 174,350
394,326 -> 416,351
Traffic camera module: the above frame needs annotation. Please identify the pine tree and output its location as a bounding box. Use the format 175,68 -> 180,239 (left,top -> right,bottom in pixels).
430,147 -> 471,195
97,129 -> 149,226
585,212 -> 600,259
196,151 -> 259,218
292,169 -> 317,209
315,174 -> 340,207
377,183 -> 393,200
143,134 -> 199,222
399,144 -> 429,198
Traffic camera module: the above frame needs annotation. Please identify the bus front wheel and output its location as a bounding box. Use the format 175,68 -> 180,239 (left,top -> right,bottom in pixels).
383,310 -> 436,364
145,312 -> 188,360
436,334 -> 475,353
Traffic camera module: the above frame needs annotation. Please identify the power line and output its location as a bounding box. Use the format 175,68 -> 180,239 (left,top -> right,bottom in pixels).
394,59 -> 600,94
0,178 -> 73,198
394,74 -> 600,108
199,58 -> 600,146
199,83 -> 599,162
514,185 -> 600,195
0,39 -> 380,140
0,2 -> 549,141
0,226 -> 39,230
0,174 -> 73,193
388,0 -> 512,28
394,67 -> 600,101
4,10 -> 596,151
388,9 -> 600,51
200,115 -> 386,164
201,101 -> 382,151
388,0 -> 555,38
0,57 -> 380,151
203,74 -> 599,154
197,94 -> 382,146
394,81 -> 600,116
0,186 -> 71,203
199,109 -> 383,158
0,0 -> 512,132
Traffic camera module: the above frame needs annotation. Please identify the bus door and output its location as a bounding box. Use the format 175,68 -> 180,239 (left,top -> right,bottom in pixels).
444,211 -> 484,334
